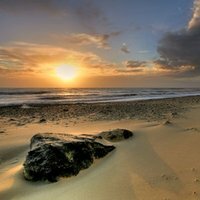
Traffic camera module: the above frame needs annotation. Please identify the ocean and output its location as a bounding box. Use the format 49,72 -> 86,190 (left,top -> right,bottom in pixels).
0,88 -> 200,107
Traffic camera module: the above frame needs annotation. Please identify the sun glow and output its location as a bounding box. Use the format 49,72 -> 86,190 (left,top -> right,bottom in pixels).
55,65 -> 77,81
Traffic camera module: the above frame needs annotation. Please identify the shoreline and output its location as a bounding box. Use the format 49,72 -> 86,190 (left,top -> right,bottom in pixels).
0,94 -> 200,108
0,88 -> 200,107
0,95 -> 199,124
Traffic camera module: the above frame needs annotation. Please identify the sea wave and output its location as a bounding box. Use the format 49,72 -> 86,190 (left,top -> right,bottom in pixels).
0,88 -> 200,106
0,90 -> 51,95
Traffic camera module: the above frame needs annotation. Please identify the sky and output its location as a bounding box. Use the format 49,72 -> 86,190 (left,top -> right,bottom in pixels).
0,0 -> 199,88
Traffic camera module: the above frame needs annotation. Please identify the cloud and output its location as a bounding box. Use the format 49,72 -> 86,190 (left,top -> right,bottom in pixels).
0,0 -> 62,14
114,60 -> 148,75
74,0 -> 109,31
1,41 -> 195,79
125,60 -> 147,68
121,43 -> 130,53
59,32 -> 120,49
0,0 -> 109,32
117,60 -> 183,76
156,0 -> 200,76
116,68 -> 145,74
188,0 -> 200,29
0,42 -> 112,76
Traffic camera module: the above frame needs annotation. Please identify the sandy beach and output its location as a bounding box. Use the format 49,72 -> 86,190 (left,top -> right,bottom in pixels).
1,0 -> 200,199
0,96 -> 200,200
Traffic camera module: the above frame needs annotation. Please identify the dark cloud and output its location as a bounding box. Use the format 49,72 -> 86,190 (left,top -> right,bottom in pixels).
121,43 -> 130,53
114,60 -> 148,74
0,0 -> 109,32
0,0 -> 62,14
59,32 -> 120,49
125,60 -> 147,68
156,0 -> 200,76
116,68 -> 144,74
74,0 -> 109,32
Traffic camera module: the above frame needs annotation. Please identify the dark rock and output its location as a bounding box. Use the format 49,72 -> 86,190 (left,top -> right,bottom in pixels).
80,134 -> 103,140
17,123 -> 25,126
171,112 -> 178,116
100,129 -> 133,142
163,120 -> 172,125
0,130 -> 5,134
23,133 -> 115,182
39,118 -> 46,123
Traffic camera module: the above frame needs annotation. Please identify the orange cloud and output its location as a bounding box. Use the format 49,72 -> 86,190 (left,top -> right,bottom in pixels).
1,42 -> 194,81
55,32 -> 120,49
0,42 -> 117,77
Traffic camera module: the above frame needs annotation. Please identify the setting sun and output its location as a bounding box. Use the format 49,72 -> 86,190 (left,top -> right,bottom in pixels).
55,65 -> 77,81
